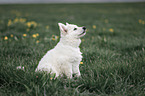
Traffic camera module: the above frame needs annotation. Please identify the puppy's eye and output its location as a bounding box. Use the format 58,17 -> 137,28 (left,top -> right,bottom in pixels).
74,28 -> 77,30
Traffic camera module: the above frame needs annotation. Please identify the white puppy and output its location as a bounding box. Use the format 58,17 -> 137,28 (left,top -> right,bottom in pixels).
35,23 -> 86,78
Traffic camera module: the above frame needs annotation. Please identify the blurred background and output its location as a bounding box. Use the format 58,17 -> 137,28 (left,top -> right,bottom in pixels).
0,0 -> 145,96
0,0 -> 145,4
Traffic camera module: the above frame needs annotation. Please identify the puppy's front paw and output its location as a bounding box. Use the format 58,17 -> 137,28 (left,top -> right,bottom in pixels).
75,73 -> 81,77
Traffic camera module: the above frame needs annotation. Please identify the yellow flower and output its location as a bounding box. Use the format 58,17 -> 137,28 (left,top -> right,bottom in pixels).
7,19 -> 12,26
19,18 -> 26,23
109,28 -> 114,32
31,21 -> 37,27
26,22 -> 32,27
4,36 -> 8,40
36,40 -> 39,43
138,19 -> 142,23
23,34 -> 27,37
46,25 -> 49,29
142,21 -> 145,24
92,25 -> 96,29
26,21 -> 37,28
10,34 -> 14,37
51,35 -> 59,41
14,18 -> 19,23
32,34 -> 37,38
36,33 -> 39,36
55,36 -> 59,39
80,62 -> 83,64
50,78 -> 53,80
52,38 -> 55,41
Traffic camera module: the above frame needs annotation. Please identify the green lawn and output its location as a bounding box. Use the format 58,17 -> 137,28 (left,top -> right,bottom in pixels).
0,3 -> 145,96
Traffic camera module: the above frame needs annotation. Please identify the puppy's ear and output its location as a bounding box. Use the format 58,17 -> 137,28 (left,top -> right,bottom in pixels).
58,23 -> 67,36
66,22 -> 69,25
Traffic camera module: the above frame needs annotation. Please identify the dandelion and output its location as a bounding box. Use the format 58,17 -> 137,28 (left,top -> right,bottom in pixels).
80,62 -> 83,64
36,33 -> 39,36
23,34 -> 27,37
142,21 -> 144,24
55,36 -> 59,39
32,34 -> 37,38
26,22 -> 32,27
36,40 -> 39,43
50,78 -> 53,80
52,35 -> 59,41
19,18 -> 26,23
7,19 -> 12,26
109,28 -> 114,32
10,34 -> 14,37
92,25 -> 96,29
31,21 -> 37,27
46,25 -> 49,29
4,36 -> 8,40
138,19 -> 142,23
14,18 -> 19,23
26,21 -> 37,28
52,38 -> 55,41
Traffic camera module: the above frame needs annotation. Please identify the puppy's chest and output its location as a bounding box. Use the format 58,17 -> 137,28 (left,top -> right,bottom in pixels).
67,51 -> 82,63
56,45 -> 83,63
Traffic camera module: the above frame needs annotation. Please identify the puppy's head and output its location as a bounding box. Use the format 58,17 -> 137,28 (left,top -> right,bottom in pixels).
58,22 -> 86,39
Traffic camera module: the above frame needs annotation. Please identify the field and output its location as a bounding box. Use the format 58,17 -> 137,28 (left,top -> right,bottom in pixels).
0,3 -> 145,96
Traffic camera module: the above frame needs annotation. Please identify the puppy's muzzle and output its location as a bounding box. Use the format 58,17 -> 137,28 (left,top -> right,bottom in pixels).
82,26 -> 86,30
79,26 -> 86,36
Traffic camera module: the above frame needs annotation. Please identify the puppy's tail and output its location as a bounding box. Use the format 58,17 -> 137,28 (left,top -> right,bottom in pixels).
16,66 -> 25,71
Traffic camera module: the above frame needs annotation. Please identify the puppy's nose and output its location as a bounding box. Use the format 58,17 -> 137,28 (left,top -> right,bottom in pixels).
82,26 -> 86,30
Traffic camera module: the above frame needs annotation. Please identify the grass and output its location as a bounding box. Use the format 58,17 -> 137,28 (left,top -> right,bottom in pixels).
0,2 -> 145,96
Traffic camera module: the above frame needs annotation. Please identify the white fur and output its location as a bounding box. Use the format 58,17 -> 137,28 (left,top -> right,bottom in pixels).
35,23 -> 86,78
